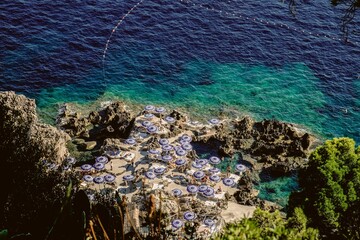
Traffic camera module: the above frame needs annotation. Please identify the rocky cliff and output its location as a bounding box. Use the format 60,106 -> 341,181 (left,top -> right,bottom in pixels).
0,91 -> 72,237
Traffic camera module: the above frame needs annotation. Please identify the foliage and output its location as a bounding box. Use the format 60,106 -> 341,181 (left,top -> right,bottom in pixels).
287,0 -> 360,40
212,208 -> 319,240
289,137 -> 360,239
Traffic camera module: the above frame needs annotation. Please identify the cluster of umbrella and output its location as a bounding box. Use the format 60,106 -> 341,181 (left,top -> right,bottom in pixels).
171,211 -> 217,230
141,130 -> 248,192
80,156 -> 118,184
83,174 -> 116,184
83,174 -> 116,183
43,157 -> 78,171
81,156 -> 110,172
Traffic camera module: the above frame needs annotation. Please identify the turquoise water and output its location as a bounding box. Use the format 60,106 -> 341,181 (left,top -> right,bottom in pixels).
255,174 -> 299,207
37,60 -> 327,132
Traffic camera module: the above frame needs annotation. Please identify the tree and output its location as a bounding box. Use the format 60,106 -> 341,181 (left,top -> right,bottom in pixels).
289,137 -> 360,239
287,0 -> 360,40
212,208 -> 318,240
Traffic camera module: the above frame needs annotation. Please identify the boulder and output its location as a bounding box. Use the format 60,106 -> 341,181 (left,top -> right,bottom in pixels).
80,141 -> 97,151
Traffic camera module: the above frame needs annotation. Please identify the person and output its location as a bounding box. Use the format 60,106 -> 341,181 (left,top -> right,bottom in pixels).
110,161 -> 113,171
202,175 -> 209,184
216,186 -> 222,194
226,165 -> 231,177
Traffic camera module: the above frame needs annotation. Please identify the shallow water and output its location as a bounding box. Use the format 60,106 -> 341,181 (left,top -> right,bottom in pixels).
1,0 -> 360,205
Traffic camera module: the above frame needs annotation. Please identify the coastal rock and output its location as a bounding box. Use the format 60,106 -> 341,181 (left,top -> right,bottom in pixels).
0,91 -> 73,236
217,117 -> 314,174
57,101 -> 135,142
80,141 -> 97,151
169,109 -> 188,123
0,91 -> 70,165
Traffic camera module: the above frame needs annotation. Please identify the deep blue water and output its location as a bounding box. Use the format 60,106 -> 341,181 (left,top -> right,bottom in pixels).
1,0 -> 360,205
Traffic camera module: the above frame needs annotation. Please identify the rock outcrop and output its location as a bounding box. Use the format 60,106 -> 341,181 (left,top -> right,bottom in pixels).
0,91 -> 70,165
57,101 -> 135,148
213,117 -> 315,174
0,91 -> 73,237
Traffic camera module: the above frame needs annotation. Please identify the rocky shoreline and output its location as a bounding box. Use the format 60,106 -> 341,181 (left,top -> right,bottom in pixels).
0,91 -> 317,239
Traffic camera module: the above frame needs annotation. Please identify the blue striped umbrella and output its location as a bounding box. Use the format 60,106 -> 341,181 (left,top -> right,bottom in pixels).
204,218 -> 216,227
162,155 -> 173,162
144,113 -> 154,119
184,211 -> 196,221
142,120 -> 152,127
209,175 -> 221,182
181,143 -> 192,150
203,187 -> 215,197
147,125 -> 158,133
192,162 -> 203,169
165,116 -> 175,123
81,164 -> 92,171
171,219 -> 184,229
83,175 -> 93,182
235,164 -> 247,172
193,171 -> 205,179
208,118 -> 220,125
96,156 -> 108,164
162,144 -> 173,151
198,185 -> 208,193
145,171 -> 156,179
180,134 -> 192,142
186,185 -> 198,194
209,156 -> 221,165
172,189 -> 183,197
93,162 -> 105,171
155,107 -> 166,113
123,175 -> 135,181
223,178 -> 235,187
125,138 -> 136,145
104,174 -> 116,182
175,158 -> 187,166
176,148 -> 187,156
196,159 -> 208,165
159,138 -> 169,145
144,105 -> 155,111
148,149 -> 160,155
209,168 -> 220,174
154,167 -> 166,175
94,176 -> 105,184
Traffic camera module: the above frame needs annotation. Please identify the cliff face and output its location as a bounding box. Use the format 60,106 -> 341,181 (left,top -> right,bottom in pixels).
0,91 -> 70,165
0,91 -> 71,235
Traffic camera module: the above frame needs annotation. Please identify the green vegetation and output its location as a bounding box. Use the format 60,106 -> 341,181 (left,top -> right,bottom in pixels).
290,137 -> 360,239
213,208 -> 318,240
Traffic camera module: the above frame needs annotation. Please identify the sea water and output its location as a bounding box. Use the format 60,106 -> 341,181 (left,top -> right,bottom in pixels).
1,0 -> 360,206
